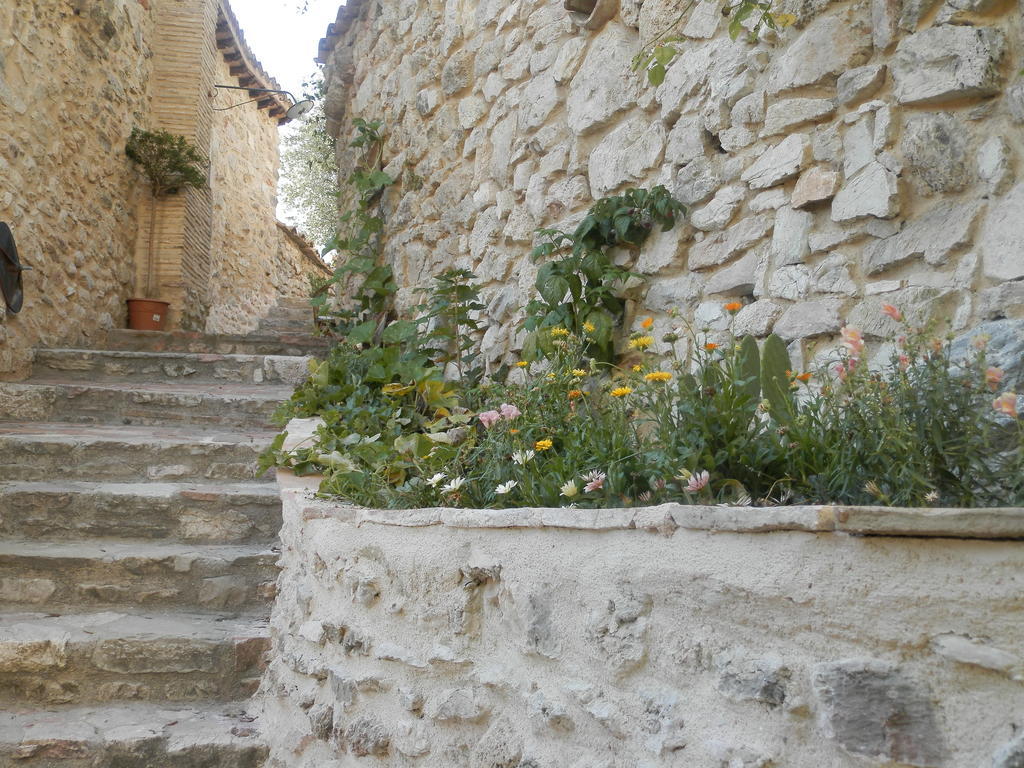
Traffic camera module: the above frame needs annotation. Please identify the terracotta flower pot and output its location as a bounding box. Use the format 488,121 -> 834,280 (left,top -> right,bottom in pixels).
126,298 -> 170,331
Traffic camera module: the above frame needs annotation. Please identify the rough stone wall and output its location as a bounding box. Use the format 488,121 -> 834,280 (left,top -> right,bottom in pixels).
0,0 -> 155,377
260,467 -> 1024,767
320,0 -> 1024,368
205,52 -> 292,335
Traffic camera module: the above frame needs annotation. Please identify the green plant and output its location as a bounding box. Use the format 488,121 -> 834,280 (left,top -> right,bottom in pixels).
126,128 -> 208,297
418,269 -> 487,386
524,186 -> 684,362
632,1 -> 795,86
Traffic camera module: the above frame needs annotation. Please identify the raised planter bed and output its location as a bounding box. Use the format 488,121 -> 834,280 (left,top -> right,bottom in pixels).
256,420 -> 1024,767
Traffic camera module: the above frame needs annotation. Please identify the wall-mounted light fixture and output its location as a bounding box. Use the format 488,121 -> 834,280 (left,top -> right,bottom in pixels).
564,0 -> 619,29
213,84 -> 315,121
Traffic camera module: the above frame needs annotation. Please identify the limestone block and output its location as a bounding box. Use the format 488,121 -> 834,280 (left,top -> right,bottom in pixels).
977,281 -> 1024,320
740,134 -> 812,189
732,299 -> 783,337
665,115 -> 706,166
864,199 -> 984,274
791,166 -> 839,209
843,115 -> 876,179
0,578 -> 57,604
831,162 -> 900,223
416,88 -> 442,116
766,14 -> 871,95
441,50 -> 472,95
689,215 -> 772,270
588,117 -> 667,196
950,318 -> 1024,391
719,126 -> 758,152
716,654 -> 789,707
993,732 -> 1024,768
932,634 -> 1019,676
837,64 -> 886,106
458,96 -> 487,129
1008,80 -> 1024,124
567,23 -> 638,134
520,75 -> 560,129
470,716 -> 523,768
706,248 -> 763,296
644,273 -> 705,310
770,206 -> 812,265
683,0 -> 725,38
979,184 -> 1024,281
847,288 -> 946,338
674,158 -> 723,206
343,717 -> 391,756
426,687 -> 490,723
637,226 -> 695,275
773,298 -> 843,339
811,254 -> 858,296
731,90 -> 766,125
690,185 -> 746,232
749,189 -> 788,213
551,37 -> 588,85
901,112 -> 971,195
812,659 -> 946,766
760,98 -> 835,138
977,136 -> 1014,196
768,265 -> 810,301
891,26 -> 1006,106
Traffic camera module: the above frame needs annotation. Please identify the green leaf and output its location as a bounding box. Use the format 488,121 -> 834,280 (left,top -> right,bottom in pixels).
648,62 -> 666,86
347,319 -> 378,345
381,320 -> 418,344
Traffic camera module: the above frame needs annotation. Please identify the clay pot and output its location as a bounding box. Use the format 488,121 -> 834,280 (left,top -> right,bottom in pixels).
126,298 -> 170,331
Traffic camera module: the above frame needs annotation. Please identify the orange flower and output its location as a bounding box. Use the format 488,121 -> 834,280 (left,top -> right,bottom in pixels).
795,372 -> 812,383
986,366 -> 1004,390
724,301 -> 742,312
641,316 -> 654,330
568,389 -> 584,400
704,342 -> 718,351
993,392 -> 1018,418
881,303 -> 902,321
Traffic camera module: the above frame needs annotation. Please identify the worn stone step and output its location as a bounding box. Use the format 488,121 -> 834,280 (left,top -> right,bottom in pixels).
102,329 -> 330,357
0,540 -> 278,612
33,348 -> 312,386
0,423 -> 275,483
0,379 -> 290,428
0,702 -> 267,767
0,481 -> 281,544
0,611 -> 269,706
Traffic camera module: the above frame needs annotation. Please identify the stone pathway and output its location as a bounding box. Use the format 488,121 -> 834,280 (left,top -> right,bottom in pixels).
0,300 -> 325,765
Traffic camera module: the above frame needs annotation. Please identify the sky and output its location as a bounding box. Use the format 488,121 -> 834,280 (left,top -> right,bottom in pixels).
228,0 -> 344,98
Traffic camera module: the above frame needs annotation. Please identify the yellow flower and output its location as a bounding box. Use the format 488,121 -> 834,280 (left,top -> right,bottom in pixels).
571,369 -> 587,377
610,386 -> 633,398
516,361 -> 529,368
547,373 -> 556,380
641,317 -> 654,330
582,321 -> 596,333
535,439 -> 554,451
644,371 -> 672,383
550,327 -> 570,337
632,365 -> 643,373
628,336 -> 654,350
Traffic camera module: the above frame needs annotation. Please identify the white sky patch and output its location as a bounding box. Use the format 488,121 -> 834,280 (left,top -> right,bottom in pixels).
227,0 -> 343,98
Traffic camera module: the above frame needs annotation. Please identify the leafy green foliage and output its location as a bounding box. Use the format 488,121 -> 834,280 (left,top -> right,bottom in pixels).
632,0 -> 795,86
524,186 -> 684,362
125,128 -> 207,196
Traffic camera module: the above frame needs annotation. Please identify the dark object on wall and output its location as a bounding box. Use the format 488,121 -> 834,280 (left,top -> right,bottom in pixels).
564,0 -> 618,29
0,222 -> 29,314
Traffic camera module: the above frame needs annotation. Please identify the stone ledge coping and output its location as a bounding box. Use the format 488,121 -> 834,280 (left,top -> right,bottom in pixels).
279,472 -> 1024,540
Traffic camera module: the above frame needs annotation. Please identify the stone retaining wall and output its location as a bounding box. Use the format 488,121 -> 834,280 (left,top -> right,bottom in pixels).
258,440 -> 1024,766
318,0 -> 1024,370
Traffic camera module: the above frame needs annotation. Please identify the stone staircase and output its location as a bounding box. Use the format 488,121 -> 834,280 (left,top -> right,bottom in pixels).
0,322 -> 326,765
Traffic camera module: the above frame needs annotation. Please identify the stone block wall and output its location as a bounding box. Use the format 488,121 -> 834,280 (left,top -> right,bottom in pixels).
0,0 -> 155,377
318,0 -> 1024,368
260,466 -> 1024,766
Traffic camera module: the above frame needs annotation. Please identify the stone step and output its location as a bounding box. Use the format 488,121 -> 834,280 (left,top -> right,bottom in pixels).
33,348 -> 313,386
0,611 -> 269,706
0,481 -> 281,544
102,329 -> 330,357
0,540 -> 278,612
255,317 -> 314,334
0,379 -> 290,428
0,423 -> 275,483
0,702 -> 267,767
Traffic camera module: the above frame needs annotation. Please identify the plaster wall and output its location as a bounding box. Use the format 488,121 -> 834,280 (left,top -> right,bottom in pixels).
260,467 -> 1024,767
319,0 -> 1024,370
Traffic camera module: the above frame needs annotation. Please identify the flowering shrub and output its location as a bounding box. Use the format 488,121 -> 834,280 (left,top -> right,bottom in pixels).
265,286 -> 1022,510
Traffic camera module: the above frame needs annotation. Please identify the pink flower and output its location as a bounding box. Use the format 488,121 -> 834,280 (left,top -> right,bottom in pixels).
478,410 -> 501,428
881,303 -> 902,321
499,403 -> 521,420
583,470 -> 606,493
993,392 -> 1018,418
986,367 -> 1004,390
685,470 -> 710,493
840,326 -> 864,357
898,354 -> 910,370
